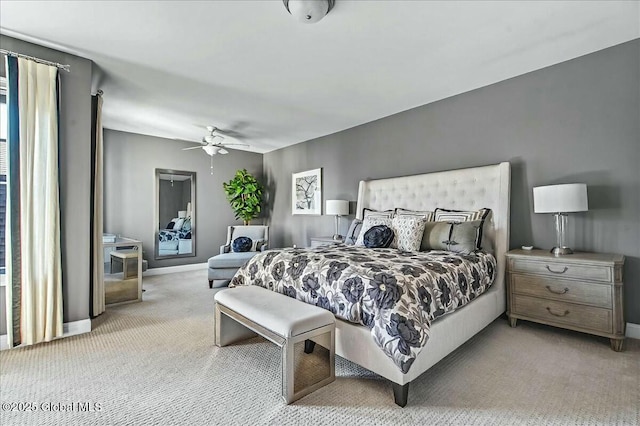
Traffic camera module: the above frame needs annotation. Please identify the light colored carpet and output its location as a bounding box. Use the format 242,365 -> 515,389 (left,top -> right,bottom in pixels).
1,269 -> 638,425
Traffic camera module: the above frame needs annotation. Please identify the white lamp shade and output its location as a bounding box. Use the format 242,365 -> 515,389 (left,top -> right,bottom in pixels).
178,210 -> 187,218
326,200 -> 349,216
533,184 -> 588,213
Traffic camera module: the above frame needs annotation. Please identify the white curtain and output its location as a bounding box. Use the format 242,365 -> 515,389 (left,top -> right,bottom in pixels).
92,94 -> 105,316
6,57 -> 63,347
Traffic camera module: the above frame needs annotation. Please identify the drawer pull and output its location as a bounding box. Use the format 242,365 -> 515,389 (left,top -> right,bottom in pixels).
546,307 -> 570,317
545,285 -> 569,295
546,265 -> 568,274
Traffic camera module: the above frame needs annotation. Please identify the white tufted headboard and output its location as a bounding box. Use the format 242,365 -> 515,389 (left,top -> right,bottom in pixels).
356,162 -> 511,293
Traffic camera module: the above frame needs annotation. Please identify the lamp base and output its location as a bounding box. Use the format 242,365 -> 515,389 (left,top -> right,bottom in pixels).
550,246 -> 574,256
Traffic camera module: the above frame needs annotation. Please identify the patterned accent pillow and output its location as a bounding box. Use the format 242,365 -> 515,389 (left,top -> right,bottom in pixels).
251,238 -> 266,251
362,208 -> 394,219
355,216 -> 393,246
232,237 -> 253,252
395,208 -> 435,222
391,215 -> 427,251
422,220 -> 483,254
434,207 -> 490,222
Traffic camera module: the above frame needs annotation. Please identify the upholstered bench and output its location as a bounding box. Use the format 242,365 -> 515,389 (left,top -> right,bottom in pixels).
214,286 -> 336,404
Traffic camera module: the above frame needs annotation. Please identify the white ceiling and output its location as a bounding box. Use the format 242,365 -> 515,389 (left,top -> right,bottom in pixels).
1,1 -> 638,153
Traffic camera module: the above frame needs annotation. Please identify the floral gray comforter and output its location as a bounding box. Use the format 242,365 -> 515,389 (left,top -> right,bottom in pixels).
229,245 -> 496,373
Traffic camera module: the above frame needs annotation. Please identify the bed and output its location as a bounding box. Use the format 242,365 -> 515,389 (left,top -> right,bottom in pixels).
158,229 -> 192,255
231,162 -> 510,405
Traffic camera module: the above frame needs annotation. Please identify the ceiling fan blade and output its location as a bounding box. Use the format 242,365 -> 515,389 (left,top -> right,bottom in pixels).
182,146 -> 203,151
205,134 -> 224,144
217,142 -> 249,147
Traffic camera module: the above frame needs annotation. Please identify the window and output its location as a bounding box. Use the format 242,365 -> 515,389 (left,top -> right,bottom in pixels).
1,83 -> 6,277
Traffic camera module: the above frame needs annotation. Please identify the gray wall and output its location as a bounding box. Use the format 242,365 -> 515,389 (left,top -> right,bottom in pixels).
104,129 -> 263,269
0,36 -> 94,334
263,40 -> 640,324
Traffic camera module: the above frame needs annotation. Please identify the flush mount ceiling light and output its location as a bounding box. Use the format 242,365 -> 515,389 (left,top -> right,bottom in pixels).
283,0 -> 335,23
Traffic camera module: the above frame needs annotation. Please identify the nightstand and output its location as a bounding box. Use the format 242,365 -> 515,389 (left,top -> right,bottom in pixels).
506,249 -> 625,351
310,236 -> 344,248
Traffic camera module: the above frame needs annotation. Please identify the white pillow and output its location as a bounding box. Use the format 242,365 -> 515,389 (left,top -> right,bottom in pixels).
173,218 -> 185,231
391,215 -> 427,251
355,216 -> 393,246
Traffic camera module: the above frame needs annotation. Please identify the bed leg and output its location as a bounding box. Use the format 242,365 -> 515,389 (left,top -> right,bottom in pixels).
392,382 -> 409,407
209,279 -> 213,289
304,339 -> 316,354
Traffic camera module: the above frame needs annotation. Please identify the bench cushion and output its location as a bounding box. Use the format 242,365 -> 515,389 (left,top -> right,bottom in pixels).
208,252 -> 259,269
214,286 -> 335,338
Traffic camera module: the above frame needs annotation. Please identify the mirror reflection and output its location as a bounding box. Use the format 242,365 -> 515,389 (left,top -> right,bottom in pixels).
155,169 -> 196,259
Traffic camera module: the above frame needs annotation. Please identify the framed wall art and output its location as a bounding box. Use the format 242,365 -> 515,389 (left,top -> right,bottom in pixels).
292,168 -> 322,215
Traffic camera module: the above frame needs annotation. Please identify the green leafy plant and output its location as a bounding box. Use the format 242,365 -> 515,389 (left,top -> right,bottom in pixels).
223,169 -> 263,225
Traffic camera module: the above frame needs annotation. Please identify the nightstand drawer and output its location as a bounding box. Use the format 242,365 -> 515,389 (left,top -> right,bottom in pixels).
511,275 -> 612,308
513,295 -> 612,333
510,258 -> 612,282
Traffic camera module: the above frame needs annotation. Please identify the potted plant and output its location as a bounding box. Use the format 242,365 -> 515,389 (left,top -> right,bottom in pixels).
223,169 -> 263,225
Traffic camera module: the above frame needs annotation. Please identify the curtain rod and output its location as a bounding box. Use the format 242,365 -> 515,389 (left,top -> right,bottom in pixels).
0,49 -> 71,72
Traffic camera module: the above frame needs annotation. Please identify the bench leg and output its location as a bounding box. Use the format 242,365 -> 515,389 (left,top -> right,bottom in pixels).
392,382 -> 410,407
283,326 -> 335,404
304,339 -> 316,354
209,279 -> 213,289
214,303 -> 257,347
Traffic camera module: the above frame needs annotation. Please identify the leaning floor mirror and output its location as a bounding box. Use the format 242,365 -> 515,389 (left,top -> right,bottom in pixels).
155,169 -> 196,259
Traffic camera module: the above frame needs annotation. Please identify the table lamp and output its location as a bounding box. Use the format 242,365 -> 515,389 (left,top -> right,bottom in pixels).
533,183 -> 588,255
325,200 -> 349,240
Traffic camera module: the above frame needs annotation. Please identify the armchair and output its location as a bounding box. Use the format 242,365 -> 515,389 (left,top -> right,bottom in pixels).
208,225 -> 269,288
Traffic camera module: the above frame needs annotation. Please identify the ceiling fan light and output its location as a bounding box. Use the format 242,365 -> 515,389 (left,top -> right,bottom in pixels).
283,0 -> 334,23
218,148 -> 229,155
202,145 -> 217,156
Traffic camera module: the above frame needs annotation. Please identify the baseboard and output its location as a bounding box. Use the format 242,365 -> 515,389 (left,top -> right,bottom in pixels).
626,323 -> 640,339
143,262 -> 207,277
0,318 -> 91,351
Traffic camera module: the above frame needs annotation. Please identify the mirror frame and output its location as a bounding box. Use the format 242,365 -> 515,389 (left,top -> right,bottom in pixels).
154,168 -> 196,260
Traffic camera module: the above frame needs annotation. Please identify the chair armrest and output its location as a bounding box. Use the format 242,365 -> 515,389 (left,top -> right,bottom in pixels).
220,245 -> 231,254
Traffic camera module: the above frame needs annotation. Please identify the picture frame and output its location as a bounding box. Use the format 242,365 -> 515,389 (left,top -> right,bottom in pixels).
292,168 -> 322,215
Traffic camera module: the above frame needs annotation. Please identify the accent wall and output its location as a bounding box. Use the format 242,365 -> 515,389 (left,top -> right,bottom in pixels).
263,40 -> 640,324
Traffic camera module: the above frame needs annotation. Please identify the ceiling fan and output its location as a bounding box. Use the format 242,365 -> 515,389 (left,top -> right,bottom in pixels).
182,125 -> 249,157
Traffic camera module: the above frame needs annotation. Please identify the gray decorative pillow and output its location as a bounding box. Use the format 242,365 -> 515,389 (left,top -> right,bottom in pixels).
434,207 -> 492,252
421,220 -> 483,254
355,216 -> 392,246
344,219 -> 362,245
391,215 -> 427,251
